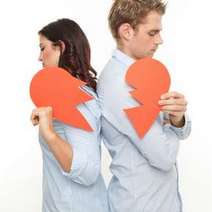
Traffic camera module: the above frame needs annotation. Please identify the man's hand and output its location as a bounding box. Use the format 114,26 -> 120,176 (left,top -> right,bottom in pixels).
158,91 -> 187,128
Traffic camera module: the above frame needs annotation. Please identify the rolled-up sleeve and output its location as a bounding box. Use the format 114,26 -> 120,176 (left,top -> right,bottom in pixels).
61,125 -> 101,186
168,113 -> 192,140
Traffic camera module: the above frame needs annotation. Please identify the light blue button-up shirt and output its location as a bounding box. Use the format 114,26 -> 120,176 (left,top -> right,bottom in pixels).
39,86 -> 108,212
97,49 -> 191,212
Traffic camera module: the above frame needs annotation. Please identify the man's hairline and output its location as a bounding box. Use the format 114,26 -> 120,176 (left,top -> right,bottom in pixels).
114,10 -> 164,43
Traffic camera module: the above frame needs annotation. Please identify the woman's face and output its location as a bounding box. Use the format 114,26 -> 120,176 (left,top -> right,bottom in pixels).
38,35 -> 61,67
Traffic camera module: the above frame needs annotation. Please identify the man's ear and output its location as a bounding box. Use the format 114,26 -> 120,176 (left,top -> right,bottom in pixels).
118,23 -> 135,41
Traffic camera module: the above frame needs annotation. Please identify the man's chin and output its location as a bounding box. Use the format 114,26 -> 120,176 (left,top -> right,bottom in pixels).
149,49 -> 157,57
148,53 -> 154,58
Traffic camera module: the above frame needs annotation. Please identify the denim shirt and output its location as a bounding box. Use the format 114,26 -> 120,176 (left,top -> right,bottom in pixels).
97,49 -> 191,212
39,86 -> 108,212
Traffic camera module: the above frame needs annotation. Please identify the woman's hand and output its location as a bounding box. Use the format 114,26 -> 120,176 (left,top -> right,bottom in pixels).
31,106 -> 55,141
159,91 -> 187,127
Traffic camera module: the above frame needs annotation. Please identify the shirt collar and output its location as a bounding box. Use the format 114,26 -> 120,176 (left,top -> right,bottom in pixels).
112,49 -> 135,67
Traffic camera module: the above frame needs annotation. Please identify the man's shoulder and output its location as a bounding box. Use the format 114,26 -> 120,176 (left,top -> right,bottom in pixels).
99,57 -> 128,80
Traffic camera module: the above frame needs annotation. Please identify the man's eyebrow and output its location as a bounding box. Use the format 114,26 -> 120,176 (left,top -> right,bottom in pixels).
149,29 -> 161,32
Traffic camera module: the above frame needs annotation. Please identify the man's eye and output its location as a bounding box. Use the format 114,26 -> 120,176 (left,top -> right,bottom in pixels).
40,47 -> 45,51
148,32 -> 156,36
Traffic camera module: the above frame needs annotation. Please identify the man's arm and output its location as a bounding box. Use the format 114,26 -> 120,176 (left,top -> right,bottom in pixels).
98,79 -> 190,172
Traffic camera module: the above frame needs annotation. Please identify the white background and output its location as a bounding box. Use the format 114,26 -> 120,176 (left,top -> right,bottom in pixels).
0,0 -> 211,211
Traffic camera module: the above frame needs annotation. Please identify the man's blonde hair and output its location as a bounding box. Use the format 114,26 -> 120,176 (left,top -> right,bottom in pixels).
109,0 -> 166,39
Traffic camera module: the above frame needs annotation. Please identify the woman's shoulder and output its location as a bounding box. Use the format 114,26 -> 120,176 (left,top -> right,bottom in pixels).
80,85 -> 101,119
52,86 -> 101,131
81,85 -> 97,99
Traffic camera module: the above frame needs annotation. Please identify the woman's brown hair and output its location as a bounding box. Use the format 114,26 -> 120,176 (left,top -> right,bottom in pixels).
39,18 -> 97,90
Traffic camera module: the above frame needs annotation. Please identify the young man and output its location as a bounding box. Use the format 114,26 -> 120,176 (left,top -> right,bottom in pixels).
97,0 -> 191,212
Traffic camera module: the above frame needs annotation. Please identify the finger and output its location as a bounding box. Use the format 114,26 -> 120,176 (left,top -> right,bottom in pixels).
161,105 -> 187,112
31,110 -> 39,126
31,115 -> 39,126
161,91 -> 184,100
36,106 -> 53,117
31,110 -> 39,119
159,98 -> 187,106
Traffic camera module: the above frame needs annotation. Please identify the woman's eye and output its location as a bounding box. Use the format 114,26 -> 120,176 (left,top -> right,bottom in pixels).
40,47 -> 45,51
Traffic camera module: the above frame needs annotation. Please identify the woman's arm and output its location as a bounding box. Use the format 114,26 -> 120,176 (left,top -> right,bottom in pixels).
43,131 -> 73,173
31,105 -> 101,186
31,106 -> 73,172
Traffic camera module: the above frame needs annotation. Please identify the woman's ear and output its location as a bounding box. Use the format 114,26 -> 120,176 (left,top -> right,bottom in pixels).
58,40 -> 65,53
54,40 -> 66,54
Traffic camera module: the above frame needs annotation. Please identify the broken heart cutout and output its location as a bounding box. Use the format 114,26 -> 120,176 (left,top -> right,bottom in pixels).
30,67 -> 93,131
124,58 -> 171,138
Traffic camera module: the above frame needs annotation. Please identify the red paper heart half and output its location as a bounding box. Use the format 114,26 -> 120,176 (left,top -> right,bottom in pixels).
124,58 -> 171,138
30,67 -> 94,131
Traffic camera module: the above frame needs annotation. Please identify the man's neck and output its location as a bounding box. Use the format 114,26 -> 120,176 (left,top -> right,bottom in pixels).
117,46 -> 136,60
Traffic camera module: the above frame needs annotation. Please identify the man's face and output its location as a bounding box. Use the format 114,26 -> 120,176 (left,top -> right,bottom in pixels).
124,11 -> 163,60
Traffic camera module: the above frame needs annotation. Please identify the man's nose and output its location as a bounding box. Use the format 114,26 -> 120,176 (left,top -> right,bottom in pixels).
38,53 -> 43,62
155,33 -> 163,45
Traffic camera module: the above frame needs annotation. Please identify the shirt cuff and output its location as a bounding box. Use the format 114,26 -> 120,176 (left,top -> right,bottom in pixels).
61,146 -> 88,179
168,113 -> 191,139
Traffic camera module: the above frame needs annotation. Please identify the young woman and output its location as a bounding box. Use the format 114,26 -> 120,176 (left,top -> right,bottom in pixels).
31,18 -> 108,212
